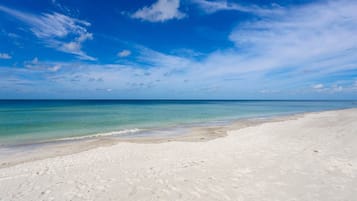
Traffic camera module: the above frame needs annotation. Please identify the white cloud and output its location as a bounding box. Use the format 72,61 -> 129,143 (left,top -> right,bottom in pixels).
117,50 -> 131,57
131,0 -> 186,22
0,5 -> 95,60
24,57 -> 62,72
312,84 -> 324,90
192,0 -> 281,15
312,83 -> 346,93
48,64 -> 62,72
0,53 -> 11,59
135,45 -> 189,67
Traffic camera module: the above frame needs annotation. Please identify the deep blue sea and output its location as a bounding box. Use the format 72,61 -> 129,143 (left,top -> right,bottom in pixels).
0,100 -> 356,145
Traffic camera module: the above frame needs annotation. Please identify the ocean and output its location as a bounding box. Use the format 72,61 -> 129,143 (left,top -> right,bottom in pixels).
0,100 -> 355,146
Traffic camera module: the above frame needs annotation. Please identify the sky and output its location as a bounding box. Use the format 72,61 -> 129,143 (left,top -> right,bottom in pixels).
0,0 -> 357,99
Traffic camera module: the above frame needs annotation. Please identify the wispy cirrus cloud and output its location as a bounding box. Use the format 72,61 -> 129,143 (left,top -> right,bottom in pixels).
0,5 -> 95,60
192,0 -> 282,15
227,0 -> 357,75
131,0 -> 186,22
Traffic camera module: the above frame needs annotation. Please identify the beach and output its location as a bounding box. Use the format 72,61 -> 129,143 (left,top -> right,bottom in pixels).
0,108 -> 357,201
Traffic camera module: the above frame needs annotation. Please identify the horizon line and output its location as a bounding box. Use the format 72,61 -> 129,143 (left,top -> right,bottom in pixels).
0,99 -> 356,101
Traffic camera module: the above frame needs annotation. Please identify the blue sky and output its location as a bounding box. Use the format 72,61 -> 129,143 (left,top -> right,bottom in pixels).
0,0 -> 357,99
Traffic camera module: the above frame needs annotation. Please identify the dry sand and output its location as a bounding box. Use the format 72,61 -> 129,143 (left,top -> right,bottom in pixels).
0,108 -> 356,201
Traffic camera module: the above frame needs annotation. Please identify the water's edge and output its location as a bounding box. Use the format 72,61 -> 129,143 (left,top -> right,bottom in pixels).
1,100 -> 355,145
1,107 -> 355,169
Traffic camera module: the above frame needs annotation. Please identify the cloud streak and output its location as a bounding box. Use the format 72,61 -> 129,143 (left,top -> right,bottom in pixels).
227,0 -> 357,76
192,0 -> 282,15
0,5 -> 95,60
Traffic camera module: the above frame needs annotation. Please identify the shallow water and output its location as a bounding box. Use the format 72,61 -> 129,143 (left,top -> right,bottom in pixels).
0,100 -> 356,145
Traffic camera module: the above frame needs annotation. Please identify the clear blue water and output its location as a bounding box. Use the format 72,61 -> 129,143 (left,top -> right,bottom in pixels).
0,100 -> 356,145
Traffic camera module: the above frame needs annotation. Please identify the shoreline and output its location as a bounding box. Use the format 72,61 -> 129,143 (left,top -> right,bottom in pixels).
1,108 -> 356,200
0,107 -> 353,169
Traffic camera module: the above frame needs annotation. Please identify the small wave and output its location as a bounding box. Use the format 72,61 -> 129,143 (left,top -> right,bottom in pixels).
54,128 -> 141,141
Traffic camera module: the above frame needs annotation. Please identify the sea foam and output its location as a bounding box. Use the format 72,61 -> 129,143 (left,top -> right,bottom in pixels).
54,128 -> 141,141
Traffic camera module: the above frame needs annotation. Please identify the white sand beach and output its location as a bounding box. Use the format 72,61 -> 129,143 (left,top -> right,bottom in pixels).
0,108 -> 356,201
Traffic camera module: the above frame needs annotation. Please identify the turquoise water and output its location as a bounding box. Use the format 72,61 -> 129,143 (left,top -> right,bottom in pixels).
0,100 -> 356,145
